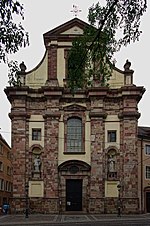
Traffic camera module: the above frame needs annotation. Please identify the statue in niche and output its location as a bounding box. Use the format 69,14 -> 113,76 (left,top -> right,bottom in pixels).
108,155 -> 116,172
33,155 -> 41,172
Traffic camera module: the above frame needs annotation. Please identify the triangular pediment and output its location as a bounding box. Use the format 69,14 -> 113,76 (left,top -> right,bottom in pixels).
62,103 -> 86,111
43,18 -> 90,45
61,26 -> 83,35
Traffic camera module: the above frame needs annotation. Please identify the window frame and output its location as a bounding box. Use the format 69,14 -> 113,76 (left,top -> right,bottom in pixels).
66,117 -> 82,153
146,166 -> 150,179
32,128 -> 42,141
108,130 -> 117,143
145,145 -> 150,155
7,166 -> 11,176
5,181 -> 8,192
0,143 -> 3,155
64,115 -> 85,154
0,179 -> 4,191
0,161 -> 3,171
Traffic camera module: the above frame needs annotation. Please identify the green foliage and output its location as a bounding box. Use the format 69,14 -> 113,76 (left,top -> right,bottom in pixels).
8,60 -> 22,86
0,0 -> 29,63
68,0 -> 147,92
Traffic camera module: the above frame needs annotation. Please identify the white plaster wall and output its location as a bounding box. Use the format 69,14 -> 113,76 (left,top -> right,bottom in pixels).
25,52 -> 48,88
57,42 -> 72,87
109,70 -> 124,88
57,48 -> 65,86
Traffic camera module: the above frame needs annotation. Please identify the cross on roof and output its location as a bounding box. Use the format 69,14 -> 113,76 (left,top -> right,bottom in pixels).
70,4 -> 82,17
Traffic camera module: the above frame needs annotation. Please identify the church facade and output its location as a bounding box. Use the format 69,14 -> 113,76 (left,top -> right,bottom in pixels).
5,18 -> 145,214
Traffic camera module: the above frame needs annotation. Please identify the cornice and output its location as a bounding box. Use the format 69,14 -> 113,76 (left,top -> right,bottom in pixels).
43,111 -> 61,119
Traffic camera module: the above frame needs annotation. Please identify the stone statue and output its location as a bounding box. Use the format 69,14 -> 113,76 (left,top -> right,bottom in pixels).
108,155 -> 115,172
124,59 -> 131,71
33,156 -> 41,172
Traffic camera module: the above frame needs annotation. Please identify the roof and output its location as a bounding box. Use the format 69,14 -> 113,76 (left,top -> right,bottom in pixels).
43,18 -> 93,46
0,134 -> 11,149
138,126 -> 150,139
43,17 -> 90,37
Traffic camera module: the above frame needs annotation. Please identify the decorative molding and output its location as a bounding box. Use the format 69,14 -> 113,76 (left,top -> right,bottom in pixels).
118,111 -> 141,119
105,146 -> 119,154
9,112 -> 30,119
89,111 -> 107,119
58,160 -> 91,172
63,151 -> 85,155
43,111 -> 61,119
63,103 -> 86,112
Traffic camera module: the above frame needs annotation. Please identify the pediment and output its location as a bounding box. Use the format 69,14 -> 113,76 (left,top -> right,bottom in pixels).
43,18 -> 90,44
61,26 -> 83,35
62,104 -> 86,111
58,160 -> 91,172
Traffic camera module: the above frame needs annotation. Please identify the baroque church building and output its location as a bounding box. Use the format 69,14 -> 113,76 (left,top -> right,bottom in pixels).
5,18 -> 145,214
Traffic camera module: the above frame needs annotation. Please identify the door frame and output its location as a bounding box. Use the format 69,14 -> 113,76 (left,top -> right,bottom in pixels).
66,179 -> 83,211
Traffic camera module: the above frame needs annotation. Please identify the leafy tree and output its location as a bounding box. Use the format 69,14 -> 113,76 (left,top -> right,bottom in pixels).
0,0 -> 29,63
68,0 -> 147,92
8,60 -> 21,86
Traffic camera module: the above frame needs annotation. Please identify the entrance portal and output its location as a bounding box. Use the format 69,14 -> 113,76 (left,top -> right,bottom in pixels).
66,179 -> 82,211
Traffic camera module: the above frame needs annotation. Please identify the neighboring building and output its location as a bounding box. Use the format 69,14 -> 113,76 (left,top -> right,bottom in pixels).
138,126 -> 150,213
0,134 -> 12,207
5,18 -> 145,214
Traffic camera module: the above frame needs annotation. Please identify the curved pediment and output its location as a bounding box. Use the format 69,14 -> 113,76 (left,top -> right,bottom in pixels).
58,160 -> 91,173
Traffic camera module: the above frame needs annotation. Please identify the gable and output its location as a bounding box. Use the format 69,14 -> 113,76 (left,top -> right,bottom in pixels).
43,18 -> 90,45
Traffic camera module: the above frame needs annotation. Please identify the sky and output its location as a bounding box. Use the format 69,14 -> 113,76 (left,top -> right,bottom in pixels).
0,0 -> 150,146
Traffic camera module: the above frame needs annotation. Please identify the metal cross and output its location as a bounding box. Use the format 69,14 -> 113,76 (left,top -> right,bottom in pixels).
70,5 -> 82,17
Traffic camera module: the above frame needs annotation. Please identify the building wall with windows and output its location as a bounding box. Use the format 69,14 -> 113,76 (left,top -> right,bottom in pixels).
138,127 -> 150,213
0,134 -> 12,208
5,18 -> 145,214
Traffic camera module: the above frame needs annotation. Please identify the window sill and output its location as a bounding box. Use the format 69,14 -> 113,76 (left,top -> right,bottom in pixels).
63,152 -> 85,155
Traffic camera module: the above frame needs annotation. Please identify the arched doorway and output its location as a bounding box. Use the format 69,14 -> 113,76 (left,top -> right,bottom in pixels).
58,160 -> 91,212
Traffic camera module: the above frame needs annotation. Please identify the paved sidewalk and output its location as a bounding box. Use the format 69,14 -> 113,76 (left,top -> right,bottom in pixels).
0,213 -> 150,225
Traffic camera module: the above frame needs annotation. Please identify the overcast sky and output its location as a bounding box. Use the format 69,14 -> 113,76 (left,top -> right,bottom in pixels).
0,0 -> 150,146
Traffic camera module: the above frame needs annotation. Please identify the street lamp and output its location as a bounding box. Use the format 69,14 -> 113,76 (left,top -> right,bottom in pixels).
117,183 -> 121,217
25,183 -> 29,218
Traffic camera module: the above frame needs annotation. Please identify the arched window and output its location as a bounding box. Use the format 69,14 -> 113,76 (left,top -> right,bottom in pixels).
67,118 -> 82,152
